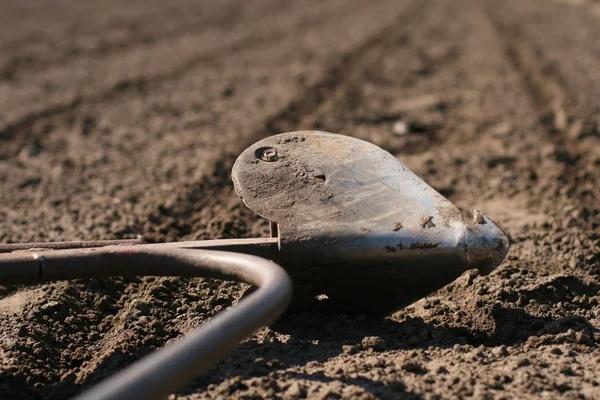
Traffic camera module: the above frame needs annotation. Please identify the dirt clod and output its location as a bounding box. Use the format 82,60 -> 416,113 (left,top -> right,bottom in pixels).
361,336 -> 387,351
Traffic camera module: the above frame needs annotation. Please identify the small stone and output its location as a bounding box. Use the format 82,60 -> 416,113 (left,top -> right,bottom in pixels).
576,331 -> 594,346
132,300 -> 150,314
254,357 -> 268,367
492,345 -> 508,357
392,121 -> 409,135
361,336 -> 387,351
342,344 -> 359,355
17,325 -> 27,337
463,270 -> 479,287
284,382 -> 304,399
268,359 -> 281,368
40,301 -> 61,314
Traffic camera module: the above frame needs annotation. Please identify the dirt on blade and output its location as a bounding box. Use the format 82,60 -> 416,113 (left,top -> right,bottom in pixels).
1,0 -> 599,399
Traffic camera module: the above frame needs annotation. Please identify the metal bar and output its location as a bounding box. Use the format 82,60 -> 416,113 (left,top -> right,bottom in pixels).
0,238 -> 280,284
0,246 -> 292,400
156,237 -> 280,260
0,238 -> 144,253
0,237 -> 279,255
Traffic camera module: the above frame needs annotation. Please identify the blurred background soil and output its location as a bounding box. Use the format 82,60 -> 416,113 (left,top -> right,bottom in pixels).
0,0 -> 599,398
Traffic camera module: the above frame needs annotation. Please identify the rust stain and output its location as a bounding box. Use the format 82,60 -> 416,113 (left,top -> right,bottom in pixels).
410,242 -> 440,250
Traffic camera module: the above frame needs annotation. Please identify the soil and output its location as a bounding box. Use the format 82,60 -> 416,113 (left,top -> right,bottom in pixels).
1,0 -> 599,399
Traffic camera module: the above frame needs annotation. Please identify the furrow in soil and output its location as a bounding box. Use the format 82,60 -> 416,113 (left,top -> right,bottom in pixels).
0,0 -> 289,80
1,0 -> 599,399
0,0 -> 363,141
0,1 -> 420,398
178,1 -> 600,398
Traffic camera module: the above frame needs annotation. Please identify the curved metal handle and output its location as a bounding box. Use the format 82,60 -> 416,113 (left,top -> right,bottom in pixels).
0,246 -> 292,400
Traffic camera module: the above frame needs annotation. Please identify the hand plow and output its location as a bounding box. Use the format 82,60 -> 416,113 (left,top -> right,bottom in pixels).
0,131 -> 509,400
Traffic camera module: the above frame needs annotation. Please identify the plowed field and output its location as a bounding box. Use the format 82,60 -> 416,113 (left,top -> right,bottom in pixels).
1,0 -> 599,398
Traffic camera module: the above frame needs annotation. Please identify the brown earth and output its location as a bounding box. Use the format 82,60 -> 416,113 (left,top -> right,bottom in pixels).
1,0 -> 600,398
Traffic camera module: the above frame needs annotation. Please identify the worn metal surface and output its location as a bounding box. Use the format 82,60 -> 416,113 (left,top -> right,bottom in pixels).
0,239 -> 144,253
233,131 -> 509,313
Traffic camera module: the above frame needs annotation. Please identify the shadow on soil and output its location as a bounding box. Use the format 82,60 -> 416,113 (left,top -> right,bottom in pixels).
7,285 -> 598,400
173,304 -> 596,398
